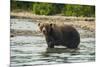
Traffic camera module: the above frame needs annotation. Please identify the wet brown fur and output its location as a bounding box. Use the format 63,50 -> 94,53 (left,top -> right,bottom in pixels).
38,22 -> 80,49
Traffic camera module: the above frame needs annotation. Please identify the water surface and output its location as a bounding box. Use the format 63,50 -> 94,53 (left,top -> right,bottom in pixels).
10,19 -> 95,67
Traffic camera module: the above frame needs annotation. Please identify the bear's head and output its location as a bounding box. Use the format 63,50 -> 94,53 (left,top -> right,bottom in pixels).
38,22 -> 53,35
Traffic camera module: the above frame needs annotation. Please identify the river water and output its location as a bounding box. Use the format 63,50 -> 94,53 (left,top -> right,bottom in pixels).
10,19 -> 95,67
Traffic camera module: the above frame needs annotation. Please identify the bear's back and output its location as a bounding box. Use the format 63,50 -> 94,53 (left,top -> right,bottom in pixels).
53,24 -> 80,47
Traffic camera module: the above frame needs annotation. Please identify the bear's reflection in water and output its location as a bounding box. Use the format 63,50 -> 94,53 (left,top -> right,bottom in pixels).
40,47 -> 81,63
41,47 -> 80,58
45,48 -> 79,53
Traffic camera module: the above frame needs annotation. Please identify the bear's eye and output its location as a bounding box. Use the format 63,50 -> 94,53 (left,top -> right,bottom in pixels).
38,23 -> 40,26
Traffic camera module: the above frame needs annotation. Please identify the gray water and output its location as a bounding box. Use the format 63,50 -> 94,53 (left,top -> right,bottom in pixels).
10,19 -> 95,67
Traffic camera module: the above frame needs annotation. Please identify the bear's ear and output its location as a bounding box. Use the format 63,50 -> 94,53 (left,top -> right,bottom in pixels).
50,23 -> 52,27
38,22 -> 40,26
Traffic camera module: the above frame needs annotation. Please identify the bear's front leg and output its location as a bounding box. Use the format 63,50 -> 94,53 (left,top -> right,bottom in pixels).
45,36 -> 55,48
47,41 -> 54,48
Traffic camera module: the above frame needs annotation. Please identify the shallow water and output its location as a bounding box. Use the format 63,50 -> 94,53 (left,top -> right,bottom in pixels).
10,19 -> 95,67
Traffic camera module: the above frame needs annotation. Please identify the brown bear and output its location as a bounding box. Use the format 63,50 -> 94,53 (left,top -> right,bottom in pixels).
38,22 -> 80,49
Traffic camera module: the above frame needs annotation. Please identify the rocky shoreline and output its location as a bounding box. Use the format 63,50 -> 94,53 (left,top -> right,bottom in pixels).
10,12 -> 95,37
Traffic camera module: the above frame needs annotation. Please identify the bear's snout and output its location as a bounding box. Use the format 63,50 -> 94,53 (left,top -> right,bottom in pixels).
42,27 -> 47,34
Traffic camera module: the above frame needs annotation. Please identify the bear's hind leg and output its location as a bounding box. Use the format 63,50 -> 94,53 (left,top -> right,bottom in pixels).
66,42 -> 79,49
67,44 -> 78,49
